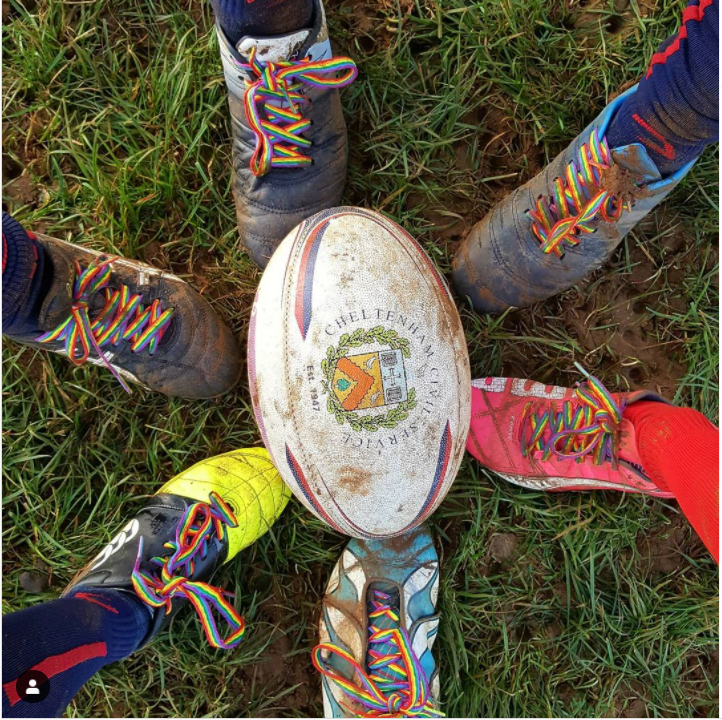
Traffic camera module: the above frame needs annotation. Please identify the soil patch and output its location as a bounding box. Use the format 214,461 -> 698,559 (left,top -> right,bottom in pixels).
329,0 -> 398,54
558,219 -> 706,397
232,575 -> 323,717
3,173 -> 36,206
476,532 -> 522,577
488,533 -> 519,563
19,559 -> 52,594
635,513 -> 706,576
571,0 -> 660,37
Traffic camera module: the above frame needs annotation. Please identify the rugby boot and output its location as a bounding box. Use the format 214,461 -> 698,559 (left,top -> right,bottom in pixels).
216,0 -> 357,268
313,525 -> 442,718
3,229 -> 242,398
467,365 -> 674,497
452,85 -> 697,313
64,448 -> 291,649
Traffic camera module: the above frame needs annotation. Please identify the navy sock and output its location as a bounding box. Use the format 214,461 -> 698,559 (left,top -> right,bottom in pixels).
2,590 -> 149,718
210,0 -> 315,45
2,212 -> 49,334
606,0 -> 719,176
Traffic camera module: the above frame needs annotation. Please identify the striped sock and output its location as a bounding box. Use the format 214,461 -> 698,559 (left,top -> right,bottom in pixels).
605,0 -> 718,176
2,590 -> 149,718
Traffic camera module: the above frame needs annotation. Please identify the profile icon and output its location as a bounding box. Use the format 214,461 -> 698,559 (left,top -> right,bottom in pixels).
26,679 -> 40,695
15,670 -> 50,703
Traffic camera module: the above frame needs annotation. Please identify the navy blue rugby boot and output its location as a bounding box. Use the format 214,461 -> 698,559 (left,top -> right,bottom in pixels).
452,85 -> 697,314
3,226 -> 242,398
216,0 -> 358,268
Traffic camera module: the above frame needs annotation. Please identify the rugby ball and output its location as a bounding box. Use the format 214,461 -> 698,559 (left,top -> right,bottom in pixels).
248,207 -> 470,538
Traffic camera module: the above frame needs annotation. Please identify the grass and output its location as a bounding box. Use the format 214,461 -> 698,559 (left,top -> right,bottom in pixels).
2,0 -> 718,717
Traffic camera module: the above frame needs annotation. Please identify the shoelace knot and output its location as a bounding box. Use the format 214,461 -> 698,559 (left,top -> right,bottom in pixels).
312,589 -> 442,717
131,491 -> 246,650
528,130 -> 633,257
520,366 -> 625,468
36,256 -> 174,393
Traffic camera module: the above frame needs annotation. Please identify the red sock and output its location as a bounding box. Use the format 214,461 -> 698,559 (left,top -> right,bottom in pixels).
624,401 -> 719,563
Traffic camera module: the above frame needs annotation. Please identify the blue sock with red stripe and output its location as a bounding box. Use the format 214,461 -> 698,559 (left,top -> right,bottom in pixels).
606,0 -> 718,176
2,590 -> 149,718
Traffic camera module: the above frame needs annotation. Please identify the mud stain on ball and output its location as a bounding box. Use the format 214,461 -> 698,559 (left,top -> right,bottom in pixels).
337,466 -> 373,496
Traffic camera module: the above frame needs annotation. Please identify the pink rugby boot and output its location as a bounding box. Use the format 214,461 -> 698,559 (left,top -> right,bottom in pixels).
467,366 -> 674,497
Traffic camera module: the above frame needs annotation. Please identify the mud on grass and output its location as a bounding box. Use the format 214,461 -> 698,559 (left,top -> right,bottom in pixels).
2,0 -> 718,718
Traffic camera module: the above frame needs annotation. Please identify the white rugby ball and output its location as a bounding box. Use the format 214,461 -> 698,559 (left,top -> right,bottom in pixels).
248,207 -> 470,538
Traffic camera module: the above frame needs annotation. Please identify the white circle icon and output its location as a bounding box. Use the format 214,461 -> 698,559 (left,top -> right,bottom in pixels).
25,679 -> 40,696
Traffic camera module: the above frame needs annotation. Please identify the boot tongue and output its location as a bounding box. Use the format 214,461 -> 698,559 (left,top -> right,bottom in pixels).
218,26 -> 331,98
36,242 -> 74,332
237,29 -> 315,65
611,143 -> 662,184
36,249 -> 111,333
230,30 -> 333,112
217,3 -> 332,98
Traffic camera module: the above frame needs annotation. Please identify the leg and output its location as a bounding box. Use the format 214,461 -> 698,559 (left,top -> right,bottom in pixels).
466,369 -> 718,563
209,0 -> 314,43
4,448 -> 290,716
624,401 -> 719,561
607,0 -> 719,175
211,0 -> 358,268
2,215 -> 242,398
2,591 -> 148,718
2,212 -> 48,334
452,0 -> 719,313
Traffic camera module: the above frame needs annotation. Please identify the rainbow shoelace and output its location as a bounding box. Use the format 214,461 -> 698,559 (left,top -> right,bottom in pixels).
36,256 -> 174,393
527,129 -> 631,257
131,491 -> 246,650
312,589 -> 442,718
520,366 -> 625,468
239,47 -> 357,177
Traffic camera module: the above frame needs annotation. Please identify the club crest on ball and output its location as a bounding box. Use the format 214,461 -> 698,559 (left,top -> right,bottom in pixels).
321,326 -> 416,431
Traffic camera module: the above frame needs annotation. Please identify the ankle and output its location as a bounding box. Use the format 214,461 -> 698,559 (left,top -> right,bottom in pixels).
605,94 -> 711,177
2,215 -> 52,334
624,401 -> 718,494
65,588 -> 150,661
210,0 -> 315,45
